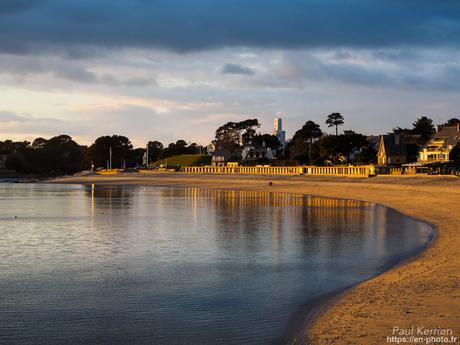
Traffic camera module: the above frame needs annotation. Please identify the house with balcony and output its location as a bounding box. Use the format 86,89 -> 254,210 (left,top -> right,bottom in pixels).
418,125 -> 460,164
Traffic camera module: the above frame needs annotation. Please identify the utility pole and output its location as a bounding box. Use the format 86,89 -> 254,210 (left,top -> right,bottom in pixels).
109,146 -> 112,170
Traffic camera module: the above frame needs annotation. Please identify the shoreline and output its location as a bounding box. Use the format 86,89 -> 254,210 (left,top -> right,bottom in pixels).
48,173 -> 460,344
293,218 -> 436,345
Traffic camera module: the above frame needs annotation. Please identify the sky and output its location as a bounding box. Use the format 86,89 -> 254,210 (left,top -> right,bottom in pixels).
0,0 -> 459,147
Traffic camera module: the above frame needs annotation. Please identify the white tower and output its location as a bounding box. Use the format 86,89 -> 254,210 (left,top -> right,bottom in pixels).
272,118 -> 286,147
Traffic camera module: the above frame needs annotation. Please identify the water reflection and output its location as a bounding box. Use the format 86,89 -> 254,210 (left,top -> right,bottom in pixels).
0,184 -> 433,345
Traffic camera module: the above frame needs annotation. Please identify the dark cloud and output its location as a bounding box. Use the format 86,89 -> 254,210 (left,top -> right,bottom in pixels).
258,50 -> 460,91
0,54 -> 156,86
0,0 -> 459,54
221,63 -> 255,75
0,0 -> 42,15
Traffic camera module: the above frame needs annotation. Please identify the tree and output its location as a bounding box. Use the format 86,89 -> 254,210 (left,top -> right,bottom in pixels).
4,142 -> 33,173
251,134 -> 281,149
31,137 -> 48,150
175,140 -> 187,148
5,135 -> 84,174
287,139 -> 321,164
86,135 -> 133,169
43,135 -> 85,174
318,132 -> 370,165
146,141 -> 164,163
392,127 -> 412,135
292,121 -> 323,163
412,116 -> 435,141
130,148 -> 146,167
214,119 -> 260,148
161,140 -> 194,158
325,113 -> 344,135
445,118 -> 460,126
318,136 -> 347,164
0,140 -> 29,155
294,121 -> 323,143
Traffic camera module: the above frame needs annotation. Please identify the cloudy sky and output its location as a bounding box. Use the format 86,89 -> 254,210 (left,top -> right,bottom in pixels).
0,0 -> 459,147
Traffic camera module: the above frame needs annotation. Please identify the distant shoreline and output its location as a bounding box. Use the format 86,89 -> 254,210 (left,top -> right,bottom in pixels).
49,173 -> 460,344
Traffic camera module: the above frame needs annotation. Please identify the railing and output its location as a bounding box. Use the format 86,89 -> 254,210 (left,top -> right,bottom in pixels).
181,165 -> 376,177
181,165 -> 304,175
303,165 -> 376,176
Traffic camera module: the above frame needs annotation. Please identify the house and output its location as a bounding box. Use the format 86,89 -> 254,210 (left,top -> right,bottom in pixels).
242,145 -> 275,163
377,134 -> 421,165
206,143 -> 216,155
211,148 -> 232,166
418,124 -> 460,163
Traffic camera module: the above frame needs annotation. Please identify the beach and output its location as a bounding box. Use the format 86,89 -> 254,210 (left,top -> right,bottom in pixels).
50,173 -> 460,344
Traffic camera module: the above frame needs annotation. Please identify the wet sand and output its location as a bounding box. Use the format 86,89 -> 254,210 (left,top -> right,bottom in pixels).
50,173 -> 460,344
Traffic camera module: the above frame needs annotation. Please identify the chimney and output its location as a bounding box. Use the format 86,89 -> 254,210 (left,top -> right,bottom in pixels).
395,134 -> 400,145
435,125 -> 439,133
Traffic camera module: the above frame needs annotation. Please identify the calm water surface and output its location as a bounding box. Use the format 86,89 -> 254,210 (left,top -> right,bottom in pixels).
0,184 -> 433,345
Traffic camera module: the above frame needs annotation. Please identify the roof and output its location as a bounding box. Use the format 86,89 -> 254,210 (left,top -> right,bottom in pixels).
250,147 -> 271,153
381,135 -> 407,156
379,134 -> 421,161
212,148 -> 231,158
422,125 -> 460,151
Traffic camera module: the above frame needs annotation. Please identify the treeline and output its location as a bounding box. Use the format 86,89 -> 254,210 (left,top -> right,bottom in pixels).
0,135 -> 201,175
286,113 -> 376,165
2,114 -> 459,175
287,124 -> 375,165
211,114 -> 459,165
393,116 -> 459,140
286,115 -> 460,165
1,135 -> 85,175
211,114 -> 376,165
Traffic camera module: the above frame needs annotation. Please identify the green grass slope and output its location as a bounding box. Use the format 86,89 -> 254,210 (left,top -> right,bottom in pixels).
151,154 -> 211,167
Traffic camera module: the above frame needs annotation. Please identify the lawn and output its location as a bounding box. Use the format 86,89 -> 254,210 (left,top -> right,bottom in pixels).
151,154 -> 211,167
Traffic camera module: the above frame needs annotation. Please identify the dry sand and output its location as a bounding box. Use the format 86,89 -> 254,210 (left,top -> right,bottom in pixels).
51,173 -> 460,344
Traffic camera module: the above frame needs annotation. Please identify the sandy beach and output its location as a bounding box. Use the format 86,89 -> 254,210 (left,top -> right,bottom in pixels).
50,173 -> 460,344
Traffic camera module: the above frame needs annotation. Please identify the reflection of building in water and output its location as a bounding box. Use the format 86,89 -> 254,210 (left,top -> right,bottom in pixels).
181,188 -> 377,261
183,188 -> 368,209
182,188 -> 371,231
82,186 -> 411,267
85,186 -> 380,257
87,187 -> 372,231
